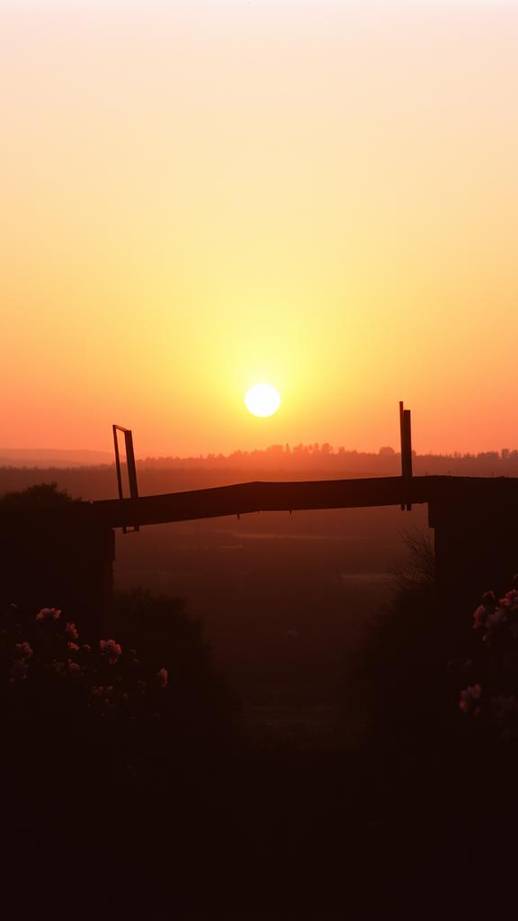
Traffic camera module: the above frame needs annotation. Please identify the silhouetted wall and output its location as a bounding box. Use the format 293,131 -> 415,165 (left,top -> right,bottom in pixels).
430,499 -> 518,609
0,515 -> 114,638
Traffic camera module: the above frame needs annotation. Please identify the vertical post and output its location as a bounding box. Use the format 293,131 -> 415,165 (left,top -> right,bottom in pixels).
399,402 -> 405,511
124,429 -> 139,501
113,425 -> 140,533
113,424 -> 124,501
402,410 -> 413,479
399,402 -> 413,511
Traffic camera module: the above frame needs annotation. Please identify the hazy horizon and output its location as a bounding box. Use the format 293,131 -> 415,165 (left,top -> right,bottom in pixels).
1,440 -> 517,469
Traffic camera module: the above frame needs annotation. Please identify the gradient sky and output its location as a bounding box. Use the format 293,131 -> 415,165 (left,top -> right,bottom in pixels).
1,0 -> 518,456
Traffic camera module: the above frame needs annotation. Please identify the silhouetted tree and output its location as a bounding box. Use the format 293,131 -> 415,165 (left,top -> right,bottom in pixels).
339,530 -> 460,756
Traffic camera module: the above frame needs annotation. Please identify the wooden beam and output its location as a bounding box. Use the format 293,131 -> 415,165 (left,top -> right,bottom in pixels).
4,476 -> 518,532
86,475 -> 518,530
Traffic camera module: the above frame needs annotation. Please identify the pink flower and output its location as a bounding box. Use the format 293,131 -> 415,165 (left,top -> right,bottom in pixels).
67,659 -> 81,675
81,644 -> 91,653
65,622 -> 79,641
91,685 -> 105,697
36,607 -> 61,621
100,639 -> 122,665
473,605 -> 488,630
15,641 -> 33,660
157,667 -> 168,689
67,642 -> 80,652
459,684 -> 482,716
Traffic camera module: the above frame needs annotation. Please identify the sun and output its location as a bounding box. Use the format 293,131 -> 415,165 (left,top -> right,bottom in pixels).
244,383 -> 281,418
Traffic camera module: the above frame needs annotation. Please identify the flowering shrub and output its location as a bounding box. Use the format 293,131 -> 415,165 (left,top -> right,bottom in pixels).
458,575 -> 518,741
0,587 -> 240,918
0,601 -> 170,739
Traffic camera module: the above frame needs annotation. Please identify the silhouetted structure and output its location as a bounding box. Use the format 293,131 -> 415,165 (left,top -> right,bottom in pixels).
0,487 -> 114,638
399,401 -> 413,510
113,424 -> 139,533
2,474 -> 518,634
2,407 -> 517,632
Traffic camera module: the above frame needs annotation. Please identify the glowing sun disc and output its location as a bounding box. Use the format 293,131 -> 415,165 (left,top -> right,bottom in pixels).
244,383 -> 281,418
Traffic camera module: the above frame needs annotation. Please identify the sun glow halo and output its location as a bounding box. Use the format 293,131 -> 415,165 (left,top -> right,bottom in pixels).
244,383 -> 281,418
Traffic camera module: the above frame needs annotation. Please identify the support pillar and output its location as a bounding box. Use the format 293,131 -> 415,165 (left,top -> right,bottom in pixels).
429,499 -> 518,611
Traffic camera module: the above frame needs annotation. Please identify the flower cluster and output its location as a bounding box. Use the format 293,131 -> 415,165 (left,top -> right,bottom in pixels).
100,639 -> 123,666
459,575 -> 518,740
2,602 -> 171,725
472,587 -> 518,643
35,607 -> 61,622
65,622 -> 79,641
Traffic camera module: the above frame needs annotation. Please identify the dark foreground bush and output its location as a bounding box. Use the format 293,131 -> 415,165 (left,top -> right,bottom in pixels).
0,597 -> 242,919
457,575 -> 518,737
337,545 -> 518,917
110,588 -> 240,746
340,531 -> 461,755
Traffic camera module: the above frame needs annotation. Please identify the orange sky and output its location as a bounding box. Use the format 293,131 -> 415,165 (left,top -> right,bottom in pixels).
1,1 -> 518,456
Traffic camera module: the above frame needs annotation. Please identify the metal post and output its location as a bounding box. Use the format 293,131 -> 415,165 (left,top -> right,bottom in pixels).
399,402 -> 413,511
124,429 -> 139,501
112,424 -> 124,501
112,425 -> 140,532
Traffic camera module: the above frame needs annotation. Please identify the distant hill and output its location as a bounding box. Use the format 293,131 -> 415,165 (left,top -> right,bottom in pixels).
0,448 -> 112,468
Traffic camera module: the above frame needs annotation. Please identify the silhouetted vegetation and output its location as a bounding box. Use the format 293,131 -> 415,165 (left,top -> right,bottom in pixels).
4,478 -> 518,914
0,481 -> 78,509
110,588 -> 241,746
457,575 -> 518,741
340,530 -> 462,753
0,592 -> 242,918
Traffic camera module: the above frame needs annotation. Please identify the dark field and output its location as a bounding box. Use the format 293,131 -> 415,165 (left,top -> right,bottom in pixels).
113,504 -> 431,747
